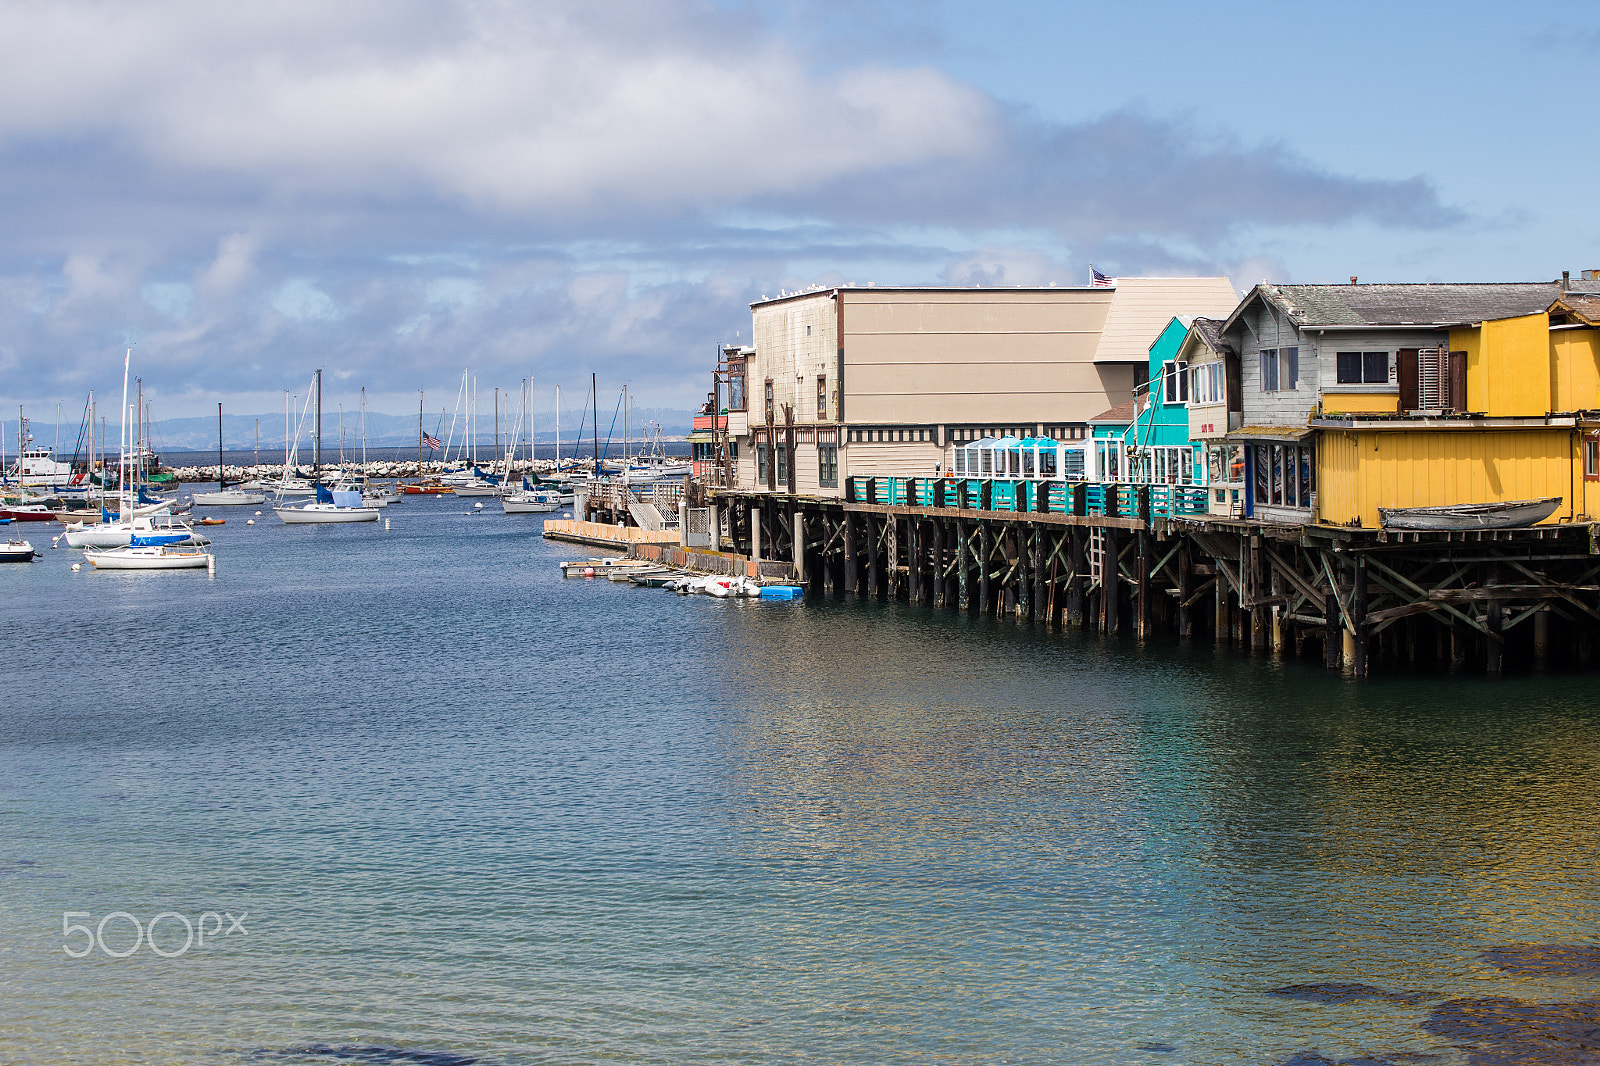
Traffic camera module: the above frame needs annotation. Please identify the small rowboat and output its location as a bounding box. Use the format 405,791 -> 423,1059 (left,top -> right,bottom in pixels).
1379,497 -> 1561,531
195,517 -> 226,526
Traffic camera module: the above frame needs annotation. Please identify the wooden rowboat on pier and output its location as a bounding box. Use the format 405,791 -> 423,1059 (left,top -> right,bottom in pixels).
1377,497 -> 1561,531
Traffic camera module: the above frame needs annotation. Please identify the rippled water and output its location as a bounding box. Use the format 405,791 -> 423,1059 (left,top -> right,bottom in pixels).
3,495 -> 1599,1065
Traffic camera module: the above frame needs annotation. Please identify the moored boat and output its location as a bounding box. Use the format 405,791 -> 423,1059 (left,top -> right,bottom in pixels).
0,535 -> 37,562
276,486 -> 380,524
85,536 -> 211,570
1378,497 -> 1562,531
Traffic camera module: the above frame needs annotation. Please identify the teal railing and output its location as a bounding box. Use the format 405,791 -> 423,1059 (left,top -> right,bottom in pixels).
846,477 -> 1210,521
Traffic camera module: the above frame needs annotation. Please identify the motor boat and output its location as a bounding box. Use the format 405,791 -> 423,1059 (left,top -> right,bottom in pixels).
192,489 -> 267,506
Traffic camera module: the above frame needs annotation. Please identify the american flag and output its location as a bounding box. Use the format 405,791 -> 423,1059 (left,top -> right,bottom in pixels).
1091,267 -> 1115,288
421,431 -> 443,450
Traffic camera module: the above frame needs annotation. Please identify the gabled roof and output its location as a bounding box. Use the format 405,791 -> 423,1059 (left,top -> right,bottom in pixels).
1224,281 -> 1562,332
1551,292 -> 1600,326
1189,316 -> 1233,355
1093,277 -> 1239,362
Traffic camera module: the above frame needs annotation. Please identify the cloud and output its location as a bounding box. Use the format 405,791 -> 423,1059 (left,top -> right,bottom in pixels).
0,0 -> 1466,413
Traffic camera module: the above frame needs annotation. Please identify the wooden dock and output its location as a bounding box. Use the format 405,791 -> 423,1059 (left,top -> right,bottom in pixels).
700,477 -> 1600,678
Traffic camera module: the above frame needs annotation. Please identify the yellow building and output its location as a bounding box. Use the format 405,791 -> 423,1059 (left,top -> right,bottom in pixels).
1311,290 -> 1600,528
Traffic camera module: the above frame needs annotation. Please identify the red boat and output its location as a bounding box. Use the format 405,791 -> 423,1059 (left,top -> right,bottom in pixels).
402,482 -> 453,495
0,504 -> 56,522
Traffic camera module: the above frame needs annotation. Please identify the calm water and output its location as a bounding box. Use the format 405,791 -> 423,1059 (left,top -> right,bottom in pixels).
3,495 -> 1599,1065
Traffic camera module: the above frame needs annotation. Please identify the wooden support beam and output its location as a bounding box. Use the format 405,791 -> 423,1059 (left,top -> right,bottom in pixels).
1103,527 -> 1120,634
1177,540 -> 1192,638
1352,556 -> 1369,678
933,519 -> 947,609
1067,527 -> 1086,626
1324,593 -> 1341,670
1031,526 -> 1045,624
978,523 -> 991,617
958,520 -> 970,612
1136,529 -> 1152,640
842,513 -> 858,596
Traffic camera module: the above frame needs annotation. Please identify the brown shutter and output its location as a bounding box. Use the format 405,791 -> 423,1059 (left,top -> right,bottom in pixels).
1224,354 -> 1243,414
1448,351 -> 1468,413
1397,349 -> 1419,412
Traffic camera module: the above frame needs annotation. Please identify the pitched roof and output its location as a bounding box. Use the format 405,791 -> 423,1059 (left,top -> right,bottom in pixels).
1089,398 -> 1139,424
1190,316 -> 1233,355
1552,292 -> 1600,325
1235,282 -> 1561,329
1093,277 -> 1239,362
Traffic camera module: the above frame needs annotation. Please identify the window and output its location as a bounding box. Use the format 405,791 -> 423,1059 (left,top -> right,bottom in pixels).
1251,443 -> 1316,509
817,376 -> 827,421
818,444 -> 838,487
1336,351 -> 1390,385
1260,347 -> 1299,392
1586,435 -> 1599,481
1416,349 -> 1446,408
764,379 -> 774,423
1162,360 -> 1189,405
776,441 -> 788,486
1189,362 -> 1226,406
806,325 -> 812,336
756,442 -> 768,484
727,359 -> 746,411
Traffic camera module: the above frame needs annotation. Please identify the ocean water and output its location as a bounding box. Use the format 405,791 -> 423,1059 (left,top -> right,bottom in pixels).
3,494 -> 1600,1065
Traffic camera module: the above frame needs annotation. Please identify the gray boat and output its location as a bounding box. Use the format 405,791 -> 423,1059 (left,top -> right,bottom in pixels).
1378,496 -> 1561,531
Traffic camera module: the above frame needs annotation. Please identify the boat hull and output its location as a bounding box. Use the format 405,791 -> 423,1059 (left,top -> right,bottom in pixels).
85,546 -> 210,569
275,505 -> 381,524
1379,497 -> 1562,531
502,495 -> 559,513
0,541 -> 36,562
0,507 -> 56,522
192,491 -> 266,506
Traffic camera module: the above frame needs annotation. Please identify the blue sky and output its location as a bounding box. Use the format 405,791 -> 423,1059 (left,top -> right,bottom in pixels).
0,0 -> 1594,423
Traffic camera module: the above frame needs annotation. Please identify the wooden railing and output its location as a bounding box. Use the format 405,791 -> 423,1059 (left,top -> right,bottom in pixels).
844,477 -> 1209,521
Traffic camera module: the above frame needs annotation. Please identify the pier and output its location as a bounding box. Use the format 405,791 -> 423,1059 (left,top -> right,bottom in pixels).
695,477 -> 1600,678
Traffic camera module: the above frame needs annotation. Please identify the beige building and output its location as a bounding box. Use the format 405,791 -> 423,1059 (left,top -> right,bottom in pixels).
723,278 -> 1238,496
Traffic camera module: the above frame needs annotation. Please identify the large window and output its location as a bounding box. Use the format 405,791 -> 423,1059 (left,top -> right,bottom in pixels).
775,441 -> 788,486
1251,443 -> 1316,509
756,442 -> 768,484
816,376 -> 827,421
1259,347 -> 1299,392
727,358 -> 746,411
818,444 -> 837,487
1162,360 -> 1189,405
1336,351 -> 1390,385
1189,361 -> 1226,405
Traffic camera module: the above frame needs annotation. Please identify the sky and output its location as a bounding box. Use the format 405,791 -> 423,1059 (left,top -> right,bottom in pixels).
0,0 -> 1595,427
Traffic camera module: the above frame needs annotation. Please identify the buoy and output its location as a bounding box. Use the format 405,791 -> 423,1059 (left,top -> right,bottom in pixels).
70,562 -> 81,571
474,502 -> 483,510
246,519 -> 255,525
50,536 -> 59,548
206,555 -> 216,574
583,566 -> 595,577
254,510 -> 262,516
384,518 -> 390,530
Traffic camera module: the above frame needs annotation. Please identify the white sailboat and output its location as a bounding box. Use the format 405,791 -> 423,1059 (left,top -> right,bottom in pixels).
81,348 -> 215,570
276,484 -> 380,524
193,403 -> 265,505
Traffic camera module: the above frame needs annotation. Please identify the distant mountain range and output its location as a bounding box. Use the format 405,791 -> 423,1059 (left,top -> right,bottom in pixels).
105,406 -> 698,451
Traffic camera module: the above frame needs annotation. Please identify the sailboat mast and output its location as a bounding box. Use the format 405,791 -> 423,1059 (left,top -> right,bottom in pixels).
313,368 -> 322,474
417,389 -> 424,481
119,348 -> 131,515
555,385 -> 560,470
494,387 -> 499,465
218,402 -> 225,491
361,387 -> 367,471
254,418 -> 260,482
592,373 -> 599,477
